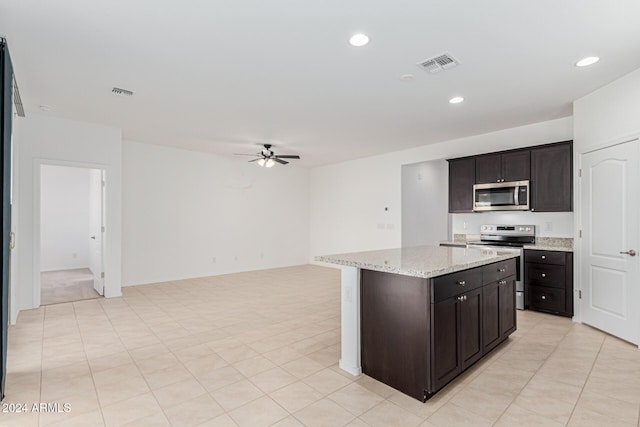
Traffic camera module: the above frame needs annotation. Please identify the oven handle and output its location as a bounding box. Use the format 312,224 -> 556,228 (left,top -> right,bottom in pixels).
514,185 -> 519,205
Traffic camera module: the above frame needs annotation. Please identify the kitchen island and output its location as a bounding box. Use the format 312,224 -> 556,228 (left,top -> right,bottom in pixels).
317,246 -> 519,401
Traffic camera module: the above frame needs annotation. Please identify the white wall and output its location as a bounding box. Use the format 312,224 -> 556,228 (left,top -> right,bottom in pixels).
310,117 -> 573,258
122,141 -> 310,285
401,160 -> 449,247
14,113 -> 122,310
574,67 -> 640,150
39,165 -> 91,271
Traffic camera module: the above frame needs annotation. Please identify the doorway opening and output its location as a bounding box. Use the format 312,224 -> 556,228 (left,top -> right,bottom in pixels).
39,164 -> 105,305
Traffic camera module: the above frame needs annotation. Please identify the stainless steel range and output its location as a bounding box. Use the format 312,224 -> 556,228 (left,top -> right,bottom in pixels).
466,224 -> 535,310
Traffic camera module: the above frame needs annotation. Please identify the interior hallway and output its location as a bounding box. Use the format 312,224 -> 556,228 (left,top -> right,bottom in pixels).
40,268 -> 100,306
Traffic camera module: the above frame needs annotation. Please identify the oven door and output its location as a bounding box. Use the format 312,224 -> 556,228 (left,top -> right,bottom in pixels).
473,180 -> 529,211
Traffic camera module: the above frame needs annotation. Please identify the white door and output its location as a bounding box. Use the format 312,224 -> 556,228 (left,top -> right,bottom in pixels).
580,138 -> 639,344
89,169 -> 104,296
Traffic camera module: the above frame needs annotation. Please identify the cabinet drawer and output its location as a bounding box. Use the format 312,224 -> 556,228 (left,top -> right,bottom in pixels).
432,269 -> 482,303
525,263 -> 565,289
482,258 -> 517,284
524,250 -> 566,265
527,285 -> 565,313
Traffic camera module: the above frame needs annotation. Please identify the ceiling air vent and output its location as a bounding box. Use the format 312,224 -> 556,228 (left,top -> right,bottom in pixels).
111,87 -> 134,97
417,53 -> 460,74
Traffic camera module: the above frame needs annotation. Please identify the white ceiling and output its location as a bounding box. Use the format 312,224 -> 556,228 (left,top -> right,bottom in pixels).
2,0 -> 640,167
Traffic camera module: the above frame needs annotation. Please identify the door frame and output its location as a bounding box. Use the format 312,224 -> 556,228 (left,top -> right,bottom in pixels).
33,159 -> 107,307
89,168 -> 105,295
575,132 -> 640,347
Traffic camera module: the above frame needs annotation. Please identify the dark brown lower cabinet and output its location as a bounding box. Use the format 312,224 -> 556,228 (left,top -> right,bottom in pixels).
524,249 -> 573,317
431,287 -> 483,392
482,276 -> 516,353
361,258 -> 517,402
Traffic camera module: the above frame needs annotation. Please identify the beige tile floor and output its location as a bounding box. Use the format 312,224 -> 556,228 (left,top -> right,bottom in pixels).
40,269 -> 101,306
3,265 -> 640,427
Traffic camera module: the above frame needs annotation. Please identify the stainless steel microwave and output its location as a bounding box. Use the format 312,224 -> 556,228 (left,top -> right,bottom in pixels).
473,180 -> 530,211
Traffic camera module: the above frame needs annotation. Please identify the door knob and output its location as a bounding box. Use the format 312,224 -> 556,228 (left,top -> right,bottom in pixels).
619,249 -> 637,256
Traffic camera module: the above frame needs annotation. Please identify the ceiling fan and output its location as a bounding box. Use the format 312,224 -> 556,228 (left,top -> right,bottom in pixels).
234,144 -> 301,167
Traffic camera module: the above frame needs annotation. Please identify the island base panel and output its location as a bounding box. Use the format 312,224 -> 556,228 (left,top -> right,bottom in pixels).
361,270 -> 429,401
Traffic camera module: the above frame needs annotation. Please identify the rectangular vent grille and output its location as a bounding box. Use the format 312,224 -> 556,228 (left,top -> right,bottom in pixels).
112,87 -> 134,97
417,53 -> 460,74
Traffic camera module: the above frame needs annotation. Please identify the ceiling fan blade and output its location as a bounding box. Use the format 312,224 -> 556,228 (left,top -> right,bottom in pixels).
274,155 -> 300,159
248,158 -> 262,162
234,153 -> 260,157
273,158 -> 288,165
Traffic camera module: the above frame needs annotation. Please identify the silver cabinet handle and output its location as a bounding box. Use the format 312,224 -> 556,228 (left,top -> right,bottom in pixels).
541,273 -> 546,278
541,295 -> 546,300
498,268 -> 506,273
541,255 -> 546,259
620,249 -> 637,257
458,280 -> 466,286
499,280 -> 506,285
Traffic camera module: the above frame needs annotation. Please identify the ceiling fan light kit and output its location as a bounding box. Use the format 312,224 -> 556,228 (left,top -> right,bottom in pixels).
234,144 -> 301,168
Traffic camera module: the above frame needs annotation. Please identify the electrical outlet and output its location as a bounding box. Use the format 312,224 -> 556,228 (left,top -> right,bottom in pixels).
545,221 -> 553,232
377,223 -> 385,230
72,253 -> 77,259
234,255 -> 238,261
463,221 -> 467,230
344,286 -> 353,303
212,257 -> 216,263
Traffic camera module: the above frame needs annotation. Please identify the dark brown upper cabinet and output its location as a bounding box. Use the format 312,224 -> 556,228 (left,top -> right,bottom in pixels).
530,141 -> 572,212
475,150 -> 530,184
448,157 -> 475,213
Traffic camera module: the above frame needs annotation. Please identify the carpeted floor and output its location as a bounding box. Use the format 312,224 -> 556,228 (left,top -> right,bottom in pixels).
40,268 -> 101,305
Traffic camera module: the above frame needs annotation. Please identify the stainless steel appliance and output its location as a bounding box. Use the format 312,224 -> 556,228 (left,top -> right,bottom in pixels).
467,224 -> 535,310
473,180 -> 529,211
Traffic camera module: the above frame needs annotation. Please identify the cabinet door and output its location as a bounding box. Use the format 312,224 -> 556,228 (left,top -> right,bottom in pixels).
483,277 -> 516,353
502,151 -> 530,182
531,142 -> 572,212
499,278 -> 516,336
459,287 -> 483,368
431,297 -> 460,390
448,157 -> 476,213
475,154 -> 502,184
482,281 -> 501,352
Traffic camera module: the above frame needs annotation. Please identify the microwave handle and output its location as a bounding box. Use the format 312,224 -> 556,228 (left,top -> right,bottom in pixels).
514,186 -> 519,205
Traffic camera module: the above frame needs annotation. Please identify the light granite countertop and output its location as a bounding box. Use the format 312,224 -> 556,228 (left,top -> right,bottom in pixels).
315,246 -> 519,279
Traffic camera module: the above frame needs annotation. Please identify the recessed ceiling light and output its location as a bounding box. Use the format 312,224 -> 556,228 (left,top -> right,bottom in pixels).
449,96 -> 464,104
400,74 -> 414,81
349,33 -> 369,47
39,105 -> 51,112
575,56 -> 599,67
